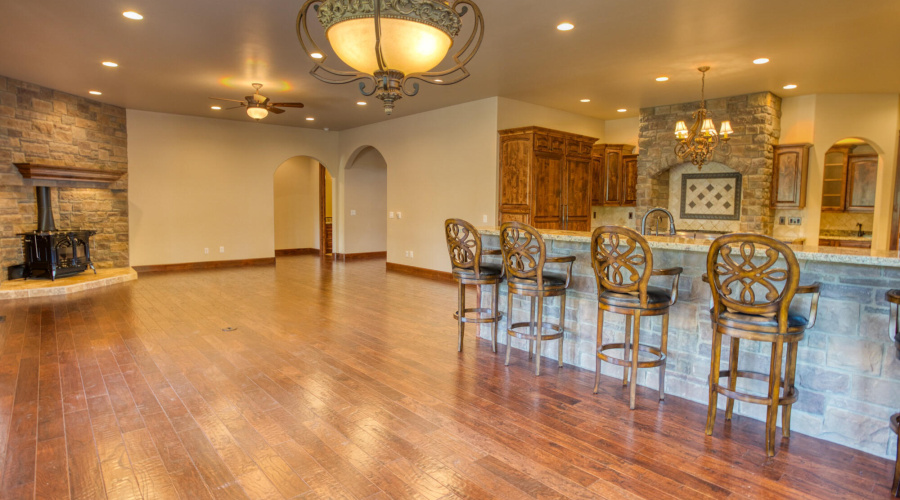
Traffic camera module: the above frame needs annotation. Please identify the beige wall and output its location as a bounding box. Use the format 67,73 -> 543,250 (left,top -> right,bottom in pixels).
338,98 -> 500,271
273,157 -> 320,251
603,116 -> 640,147
497,97 -> 605,139
127,110 -> 338,266
343,147 -> 387,254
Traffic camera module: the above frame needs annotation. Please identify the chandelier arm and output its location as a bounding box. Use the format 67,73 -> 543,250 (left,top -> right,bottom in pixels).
296,0 -> 377,85
402,0 -> 484,84
373,0 -> 388,73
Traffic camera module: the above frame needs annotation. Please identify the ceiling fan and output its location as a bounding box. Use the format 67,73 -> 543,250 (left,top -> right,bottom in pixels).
209,83 -> 304,120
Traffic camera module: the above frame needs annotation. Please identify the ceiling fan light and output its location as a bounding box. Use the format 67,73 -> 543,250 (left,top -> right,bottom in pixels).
326,17 -> 453,75
247,106 -> 269,120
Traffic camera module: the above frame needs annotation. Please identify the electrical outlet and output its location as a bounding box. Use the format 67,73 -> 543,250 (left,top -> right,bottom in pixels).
219,246 -> 225,253
204,248 -> 209,255
409,250 -> 413,258
788,217 -> 801,226
397,211 -> 402,219
628,212 -> 634,220
593,211 -> 597,219
779,216 -> 786,225
351,209 -> 357,216
482,214 -> 488,223
389,211 -> 394,218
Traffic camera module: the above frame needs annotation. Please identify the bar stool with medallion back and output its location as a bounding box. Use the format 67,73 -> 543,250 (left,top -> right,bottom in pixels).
590,226 -> 683,409
705,233 -> 820,457
885,289 -> 900,496
444,219 -> 504,352
499,222 -> 575,375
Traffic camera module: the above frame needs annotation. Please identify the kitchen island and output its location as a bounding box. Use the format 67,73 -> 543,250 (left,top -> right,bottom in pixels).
477,227 -> 899,459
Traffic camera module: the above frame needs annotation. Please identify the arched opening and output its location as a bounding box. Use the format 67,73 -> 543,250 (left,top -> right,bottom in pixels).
817,138 -> 880,249
273,156 -> 334,257
343,146 -> 387,258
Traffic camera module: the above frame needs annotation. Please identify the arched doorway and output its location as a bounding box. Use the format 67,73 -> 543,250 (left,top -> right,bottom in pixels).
342,146 -> 387,258
273,156 -> 334,257
817,138 -> 880,249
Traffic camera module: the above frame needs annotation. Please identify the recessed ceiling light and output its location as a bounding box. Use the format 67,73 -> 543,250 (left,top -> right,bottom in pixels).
753,58 -> 770,65
102,61 -> 118,67
580,99 -> 591,103
88,90 -> 102,95
210,106 -> 222,110
656,76 -> 669,82
356,101 -> 367,106
310,52 -> 323,59
122,11 -> 143,20
306,117 -> 315,121
434,79 -> 443,83
557,22 -> 574,31
617,108 -> 627,113
783,84 -> 798,90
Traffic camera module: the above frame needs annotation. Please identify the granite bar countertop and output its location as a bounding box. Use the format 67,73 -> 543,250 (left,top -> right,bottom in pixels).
479,227 -> 900,268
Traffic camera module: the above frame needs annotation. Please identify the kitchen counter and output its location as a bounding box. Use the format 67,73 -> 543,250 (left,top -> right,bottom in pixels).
477,226 -> 900,459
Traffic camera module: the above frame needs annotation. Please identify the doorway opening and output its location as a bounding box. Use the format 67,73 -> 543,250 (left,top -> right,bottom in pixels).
273,156 -> 334,258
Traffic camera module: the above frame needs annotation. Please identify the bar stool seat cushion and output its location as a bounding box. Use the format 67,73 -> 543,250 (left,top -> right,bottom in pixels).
452,265 -> 503,279
887,289 -> 900,303
598,286 -> 671,309
716,310 -> 808,334
507,274 -> 566,291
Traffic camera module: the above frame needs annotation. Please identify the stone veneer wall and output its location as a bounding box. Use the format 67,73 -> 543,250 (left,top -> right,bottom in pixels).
636,92 -> 781,235
479,236 -> 900,459
0,76 -> 128,275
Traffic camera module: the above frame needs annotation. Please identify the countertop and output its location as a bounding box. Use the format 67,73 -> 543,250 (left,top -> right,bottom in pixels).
818,235 -> 873,242
478,227 -> 900,268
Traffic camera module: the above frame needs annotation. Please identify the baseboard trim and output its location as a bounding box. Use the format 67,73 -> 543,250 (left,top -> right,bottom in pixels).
386,262 -> 455,282
134,257 -> 276,273
333,251 -> 387,261
275,248 -> 319,257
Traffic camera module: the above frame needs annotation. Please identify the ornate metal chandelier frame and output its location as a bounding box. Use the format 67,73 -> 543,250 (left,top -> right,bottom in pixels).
674,66 -> 731,169
296,0 -> 484,115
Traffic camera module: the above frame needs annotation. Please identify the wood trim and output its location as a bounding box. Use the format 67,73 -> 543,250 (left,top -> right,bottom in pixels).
275,248 -> 319,257
386,262 -> 455,282
15,163 -> 124,183
333,251 -> 387,261
319,163 -> 326,257
133,257 -> 275,273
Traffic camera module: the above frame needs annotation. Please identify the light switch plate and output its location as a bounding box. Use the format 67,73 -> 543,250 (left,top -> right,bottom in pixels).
388,211 -> 394,218
482,214 -> 488,223
779,216 -> 786,225
351,209 -> 357,216
397,212 -> 402,219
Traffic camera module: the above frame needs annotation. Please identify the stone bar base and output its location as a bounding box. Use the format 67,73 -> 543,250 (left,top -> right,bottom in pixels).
479,232 -> 899,460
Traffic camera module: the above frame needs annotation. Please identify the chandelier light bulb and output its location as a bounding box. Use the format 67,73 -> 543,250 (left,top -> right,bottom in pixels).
719,121 -> 734,138
674,121 -> 689,139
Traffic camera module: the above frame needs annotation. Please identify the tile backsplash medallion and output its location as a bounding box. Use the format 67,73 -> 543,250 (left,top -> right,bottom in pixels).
668,162 -> 741,233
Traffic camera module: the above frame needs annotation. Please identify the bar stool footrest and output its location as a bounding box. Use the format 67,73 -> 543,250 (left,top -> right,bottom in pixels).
712,369 -> 799,406
454,308 -> 503,324
508,321 -> 564,341
596,342 -> 665,369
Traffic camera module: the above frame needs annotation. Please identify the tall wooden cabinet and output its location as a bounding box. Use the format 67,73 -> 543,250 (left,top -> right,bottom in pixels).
591,144 -> 636,207
498,127 -> 598,231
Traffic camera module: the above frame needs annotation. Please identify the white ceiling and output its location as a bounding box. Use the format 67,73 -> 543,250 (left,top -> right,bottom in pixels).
2,0 -> 899,131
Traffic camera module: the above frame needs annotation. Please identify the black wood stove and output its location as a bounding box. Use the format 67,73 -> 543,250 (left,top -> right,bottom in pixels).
17,187 -> 96,280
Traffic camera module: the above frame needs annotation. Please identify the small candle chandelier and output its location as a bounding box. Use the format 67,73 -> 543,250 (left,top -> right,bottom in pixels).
674,66 -> 733,169
296,0 -> 484,115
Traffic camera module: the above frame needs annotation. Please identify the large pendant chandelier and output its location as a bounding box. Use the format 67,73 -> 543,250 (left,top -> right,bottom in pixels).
297,0 -> 484,115
674,66 -> 733,169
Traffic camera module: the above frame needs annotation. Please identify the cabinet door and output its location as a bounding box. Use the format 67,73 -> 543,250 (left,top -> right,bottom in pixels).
499,136 -> 532,213
564,157 -> 592,230
531,151 -> 564,229
622,154 -> 638,206
590,157 -> 604,205
821,149 -> 848,211
846,154 -> 877,212
603,150 -> 623,205
771,145 -> 809,208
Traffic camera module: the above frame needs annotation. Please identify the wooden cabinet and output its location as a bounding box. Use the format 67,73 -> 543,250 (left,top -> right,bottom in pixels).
771,143 -> 811,209
846,154 -> 877,212
591,144 -> 636,207
498,126 -> 598,231
820,146 -> 877,213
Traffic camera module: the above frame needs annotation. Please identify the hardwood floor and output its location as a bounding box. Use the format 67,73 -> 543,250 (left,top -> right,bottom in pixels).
0,256 -> 893,499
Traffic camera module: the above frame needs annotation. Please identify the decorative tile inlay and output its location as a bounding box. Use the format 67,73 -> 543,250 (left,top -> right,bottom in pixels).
680,172 -> 742,220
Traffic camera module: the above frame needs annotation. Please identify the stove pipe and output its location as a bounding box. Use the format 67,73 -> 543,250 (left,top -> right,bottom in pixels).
35,186 -> 56,232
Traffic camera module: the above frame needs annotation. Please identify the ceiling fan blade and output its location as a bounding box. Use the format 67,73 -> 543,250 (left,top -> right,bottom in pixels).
210,97 -> 245,103
271,102 -> 305,108
268,107 -> 286,114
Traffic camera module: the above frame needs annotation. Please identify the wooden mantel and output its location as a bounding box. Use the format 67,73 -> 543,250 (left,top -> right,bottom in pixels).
14,163 -> 124,184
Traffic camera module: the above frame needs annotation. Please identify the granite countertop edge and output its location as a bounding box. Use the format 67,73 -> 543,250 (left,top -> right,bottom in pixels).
478,227 -> 900,268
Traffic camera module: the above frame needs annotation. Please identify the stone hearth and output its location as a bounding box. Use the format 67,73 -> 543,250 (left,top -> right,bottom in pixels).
636,91 -> 781,234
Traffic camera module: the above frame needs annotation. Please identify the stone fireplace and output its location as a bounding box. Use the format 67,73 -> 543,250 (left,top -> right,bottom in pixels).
636,91 -> 781,234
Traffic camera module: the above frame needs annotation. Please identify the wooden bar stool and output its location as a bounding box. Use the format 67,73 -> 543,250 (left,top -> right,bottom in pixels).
590,226 -> 682,409
499,222 -> 575,375
886,289 -> 900,496
705,233 -> 820,457
445,219 -> 504,352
